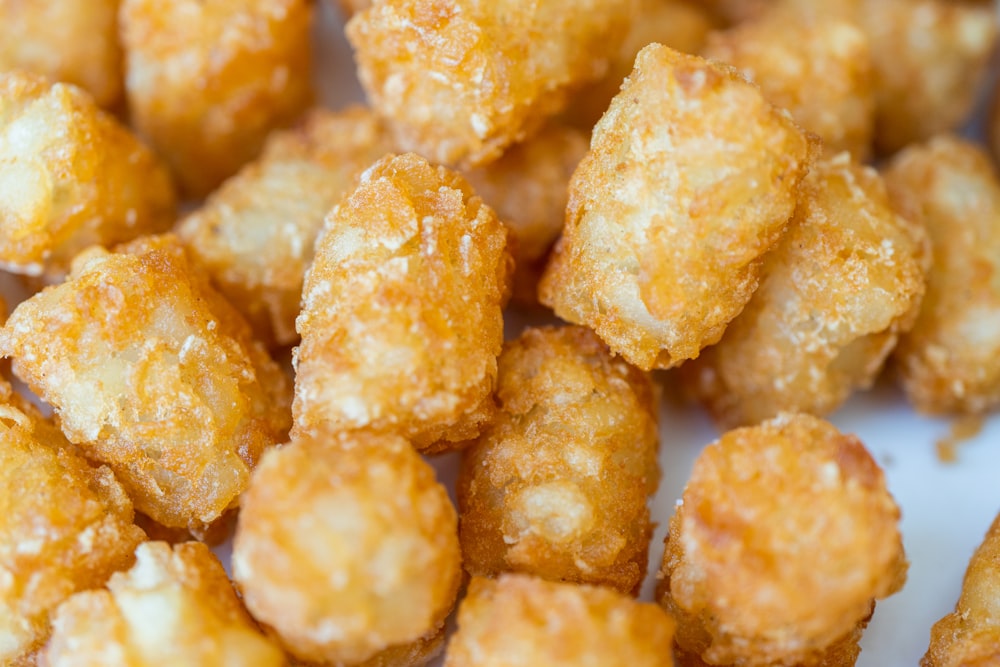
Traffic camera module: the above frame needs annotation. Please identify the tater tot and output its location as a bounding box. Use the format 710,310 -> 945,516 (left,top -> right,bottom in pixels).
0,235 -> 292,533
293,153 -> 511,453
0,71 -> 175,278
233,431 -> 461,666
462,123 -> 588,306
658,413 -> 907,666
119,0 -> 314,197
444,575 -> 676,667
346,0 -> 635,166
683,154 -> 927,428
702,9 -> 874,160
883,136 -> 1000,415
458,325 -> 659,595
539,44 -> 816,371
922,513 -> 1000,667
179,107 -> 394,347
0,380 -> 145,665
44,542 -> 285,667
700,0 -> 770,24
0,0 -> 122,109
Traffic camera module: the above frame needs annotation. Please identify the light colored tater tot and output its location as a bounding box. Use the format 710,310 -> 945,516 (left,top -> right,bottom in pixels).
658,413 -> 907,667
0,71 -> 175,278
179,106 -> 394,348
458,325 -> 659,595
346,0 -> 635,166
233,431 -> 461,667
884,135 -> 1000,415
539,44 -> 816,371
119,0 -> 314,197
0,235 -> 292,533
684,153 -> 927,428
44,542 -> 286,667
293,153 -> 511,453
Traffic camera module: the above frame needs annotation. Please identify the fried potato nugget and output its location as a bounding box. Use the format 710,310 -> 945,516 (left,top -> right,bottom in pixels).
658,413 -> 907,666
883,136 -> 1000,415
444,575 -> 676,667
233,431 -> 462,666
462,123 -> 588,306
0,71 -> 175,278
293,153 -> 511,453
0,380 -> 145,665
119,0 -> 314,197
922,513 -> 1000,667
683,154 -> 927,428
44,541 -> 285,667
346,0 -> 635,166
179,107 -> 394,347
458,325 -> 659,595
702,9 -> 874,160
0,0 -> 122,109
539,44 -> 816,371
0,235 -> 292,533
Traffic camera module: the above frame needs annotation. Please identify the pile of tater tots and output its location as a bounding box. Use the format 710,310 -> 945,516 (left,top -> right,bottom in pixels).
2,0 -> 1000,665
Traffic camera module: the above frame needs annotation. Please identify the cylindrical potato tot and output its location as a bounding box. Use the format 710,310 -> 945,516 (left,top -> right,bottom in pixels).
458,325 -> 659,595
293,153 -> 512,453
0,0 -> 123,109
0,71 -> 175,278
883,136 -> 1000,415
922,513 -> 1000,667
684,153 -> 927,428
539,44 -> 817,370
346,0 -> 635,166
444,575 -> 676,667
0,381 -> 145,665
119,0 -> 314,197
179,107 -> 395,347
0,235 -> 292,533
233,431 -> 462,666
658,413 -> 907,666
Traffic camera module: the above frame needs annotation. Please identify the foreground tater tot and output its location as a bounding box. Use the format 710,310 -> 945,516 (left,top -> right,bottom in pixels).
540,44 -> 816,371
702,8 -> 874,160
119,0 -> 314,197
0,71 -> 175,278
462,123 -> 588,306
0,235 -> 292,533
458,326 -> 659,595
684,154 -> 927,428
658,413 -> 907,666
293,153 -> 511,453
179,107 -> 394,347
44,542 -> 285,667
0,380 -> 145,665
346,0 -> 634,166
883,136 -> 1000,415
0,0 -> 122,109
233,432 -> 462,666
922,513 -> 1000,667
444,575 -> 676,667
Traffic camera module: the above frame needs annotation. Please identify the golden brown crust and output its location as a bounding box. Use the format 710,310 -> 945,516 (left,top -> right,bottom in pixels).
346,0 -> 634,166
458,325 -> 659,595
0,234 -> 291,532
444,575 -> 676,667
883,136 -> 1000,415
119,0 -> 314,197
0,71 -> 175,278
684,153 -> 927,428
44,541 -> 286,667
657,413 -> 907,666
539,44 -> 816,370
233,431 -> 462,666
293,153 -> 511,453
